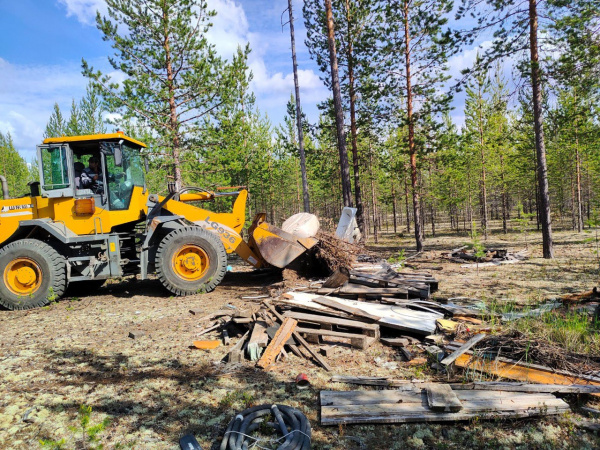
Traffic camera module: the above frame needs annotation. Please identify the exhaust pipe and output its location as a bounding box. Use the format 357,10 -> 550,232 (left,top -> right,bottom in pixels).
0,175 -> 9,199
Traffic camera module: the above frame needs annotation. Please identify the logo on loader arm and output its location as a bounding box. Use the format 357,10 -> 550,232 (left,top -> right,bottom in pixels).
197,216 -> 242,252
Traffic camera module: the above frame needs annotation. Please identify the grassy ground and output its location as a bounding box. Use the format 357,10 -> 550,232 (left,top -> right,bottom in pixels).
1,226 -> 600,449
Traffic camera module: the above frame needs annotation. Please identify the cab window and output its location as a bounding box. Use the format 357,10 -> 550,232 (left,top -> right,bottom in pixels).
40,146 -> 70,191
102,143 -> 145,211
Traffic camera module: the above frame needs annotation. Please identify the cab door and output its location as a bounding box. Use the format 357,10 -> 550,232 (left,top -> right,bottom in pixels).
37,144 -> 74,198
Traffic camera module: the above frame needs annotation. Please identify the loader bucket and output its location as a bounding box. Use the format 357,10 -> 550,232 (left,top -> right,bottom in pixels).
247,213 -> 319,268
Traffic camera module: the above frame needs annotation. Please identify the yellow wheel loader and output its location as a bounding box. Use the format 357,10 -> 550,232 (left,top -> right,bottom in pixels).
0,133 -> 318,310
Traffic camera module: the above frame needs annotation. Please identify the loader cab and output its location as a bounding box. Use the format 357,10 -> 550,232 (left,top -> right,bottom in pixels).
38,133 -> 147,211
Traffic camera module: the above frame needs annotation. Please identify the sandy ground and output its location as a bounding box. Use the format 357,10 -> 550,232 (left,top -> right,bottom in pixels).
1,228 -> 600,449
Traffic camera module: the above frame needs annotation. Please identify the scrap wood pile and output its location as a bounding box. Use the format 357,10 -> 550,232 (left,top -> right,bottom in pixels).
443,331 -> 600,383
315,266 -> 437,300
442,245 -> 528,266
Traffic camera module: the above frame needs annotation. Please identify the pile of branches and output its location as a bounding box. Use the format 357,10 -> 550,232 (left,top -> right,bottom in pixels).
313,231 -> 371,273
476,330 -> 598,374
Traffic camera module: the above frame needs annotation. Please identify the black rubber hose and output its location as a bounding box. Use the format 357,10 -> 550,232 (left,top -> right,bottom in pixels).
219,404 -> 311,450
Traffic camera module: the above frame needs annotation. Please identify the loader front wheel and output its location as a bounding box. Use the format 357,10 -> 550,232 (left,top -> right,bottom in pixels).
155,227 -> 227,296
0,239 -> 67,310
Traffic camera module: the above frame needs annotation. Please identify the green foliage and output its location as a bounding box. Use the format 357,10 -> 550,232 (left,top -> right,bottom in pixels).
388,248 -> 406,266
39,405 -> 110,450
69,405 -> 111,449
39,438 -> 66,450
512,203 -> 535,248
0,131 -> 30,198
219,390 -> 255,410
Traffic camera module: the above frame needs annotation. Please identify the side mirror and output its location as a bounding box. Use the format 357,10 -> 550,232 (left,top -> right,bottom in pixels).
114,142 -> 123,166
144,156 -> 149,172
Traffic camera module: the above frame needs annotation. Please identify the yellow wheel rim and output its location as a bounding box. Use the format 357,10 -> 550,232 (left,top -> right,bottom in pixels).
172,245 -> 210,281
3,257 -> 43,296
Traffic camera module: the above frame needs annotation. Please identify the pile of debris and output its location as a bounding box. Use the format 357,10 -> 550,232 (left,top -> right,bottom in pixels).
189,263 -> 482,370
189,253 -> 600,429
443,246 -> 528,267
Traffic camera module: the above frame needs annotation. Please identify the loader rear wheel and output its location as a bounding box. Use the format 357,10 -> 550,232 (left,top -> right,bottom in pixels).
155,227 -> 227,296
0,239 -> 67,310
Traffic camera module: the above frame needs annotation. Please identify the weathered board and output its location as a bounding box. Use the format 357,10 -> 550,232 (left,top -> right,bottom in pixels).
283,311 -> 380,337
320,389 -> 569,425
256,318 -> 297,369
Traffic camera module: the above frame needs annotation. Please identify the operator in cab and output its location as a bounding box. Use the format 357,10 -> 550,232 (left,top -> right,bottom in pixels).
81,156 -> 104,193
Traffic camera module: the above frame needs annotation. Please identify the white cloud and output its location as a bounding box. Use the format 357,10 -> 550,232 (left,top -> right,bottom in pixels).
57,0 -> 107,25
204,0 -> 327,117
0,58 -> 88,157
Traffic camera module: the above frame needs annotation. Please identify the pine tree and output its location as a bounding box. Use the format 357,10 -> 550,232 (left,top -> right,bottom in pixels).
65,99 -> 82,136
83,0 -> 249,191
44,103 -> 66,138
79,83 -> 106,134
0,132 -> 29,198
380,0 -> 457,251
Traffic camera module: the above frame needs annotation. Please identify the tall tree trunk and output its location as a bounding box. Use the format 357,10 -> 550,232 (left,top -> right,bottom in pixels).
392,183 -> 398,234
343,0 -> 365,234
575,134 -> 583,232
500,154 -> 508,234
163,7 -> 183,191
403,0 -> 423,251
404,170 -> 411,233
369,141 -> 378,243
288,0 -> 310,212
325,0 -> 353,207
477,82 -> 488,239
529,0 -> 553,257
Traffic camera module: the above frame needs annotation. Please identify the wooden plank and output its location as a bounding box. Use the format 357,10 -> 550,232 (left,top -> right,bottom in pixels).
318,285 -> 410,297
399,347 -> 413,361
273,298 -> 355,319
284,311 -> 380,337
330,376 -> 422,387
264,302 -> 332,371
296,327 -> 372,349
227,330 -> 249,363
311,296 -> 381,322
380,338 -> 410,347
426,384 -> 463,412
450,382 -> 600,394
441,334 -> 486,366
348,277 -> 428,298
320,389 -> 422,406
322,268 -> 350,288
248,321 -> 270,348
349,273 -> 431,297
246,320 -> 269,361
256,317 -> 297,369
319,390 -> 569,425
320,388 -> 565,406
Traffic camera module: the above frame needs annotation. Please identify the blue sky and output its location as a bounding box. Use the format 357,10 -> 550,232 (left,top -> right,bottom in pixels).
0,0 -> 486,162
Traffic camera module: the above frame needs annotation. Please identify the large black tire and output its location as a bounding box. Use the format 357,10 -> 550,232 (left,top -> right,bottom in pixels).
0,239 -> 67,310
155,226 -> 227,296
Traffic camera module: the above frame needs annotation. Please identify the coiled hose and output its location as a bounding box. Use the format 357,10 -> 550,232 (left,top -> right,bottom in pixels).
219,404 -> 311,450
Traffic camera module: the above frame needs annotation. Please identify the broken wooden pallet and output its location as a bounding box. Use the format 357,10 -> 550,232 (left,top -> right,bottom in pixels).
283,292 -> 438,335
283,311 -> 380,338
320,388 -> 570,425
